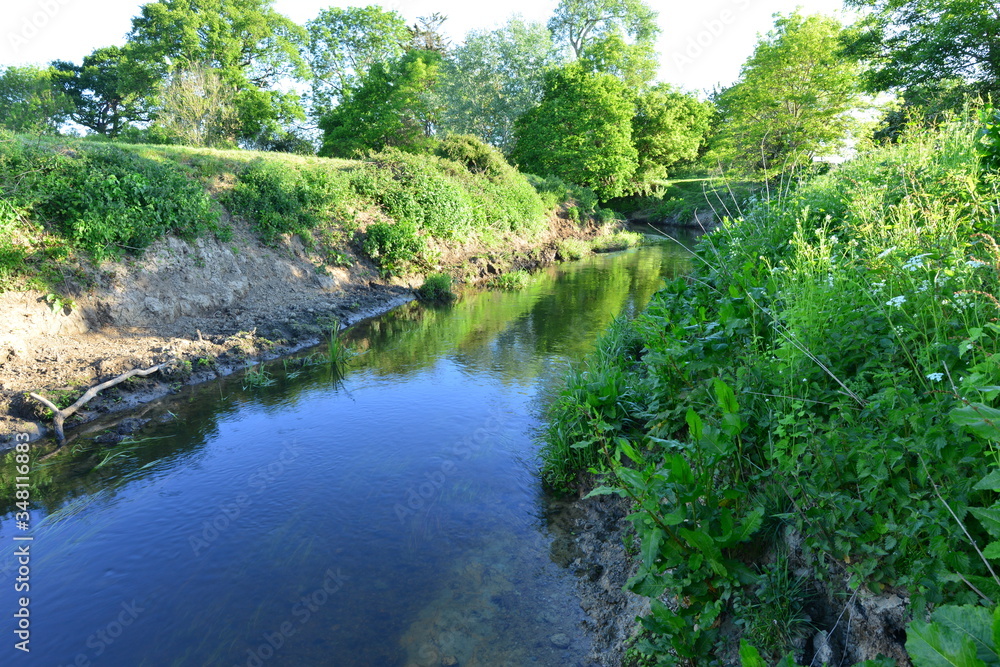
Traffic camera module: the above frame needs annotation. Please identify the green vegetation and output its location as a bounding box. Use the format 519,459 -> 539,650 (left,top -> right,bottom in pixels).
416,273 -> 456,303
543,114 -> 1000,661
556,238 -> 590,261
590,229 -> 644,253
487,270 -> 531,291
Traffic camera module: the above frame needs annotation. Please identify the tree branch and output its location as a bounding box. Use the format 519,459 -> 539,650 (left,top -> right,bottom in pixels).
29,361 -> 171,445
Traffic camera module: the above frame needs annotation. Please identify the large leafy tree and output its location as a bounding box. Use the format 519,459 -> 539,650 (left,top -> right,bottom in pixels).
318,50 -> 443,158
712,12 -> 865,177
0,66 -> 72,134
304,6 -> 409,120
439,18 -> 562,153
844,0 -> 1000,97
548,0 -> 660,87
52,46 -> 154,137
511,63 -> 637,199
126,0 -> 307,142
153,63 -> 240,147
631,85 -> 712,192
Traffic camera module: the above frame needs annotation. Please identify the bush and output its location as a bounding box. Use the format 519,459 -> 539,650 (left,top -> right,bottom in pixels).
363,221 -> 424,276
1,142 -> 219,261
556,238 -> 590,261
487,270 -> 531,291
590,230 -> 644,253
416,272 -> 455,303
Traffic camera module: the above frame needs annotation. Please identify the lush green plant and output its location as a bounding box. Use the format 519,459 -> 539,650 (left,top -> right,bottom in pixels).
590,229 -> 644,253
542,111 -> 1000,662
363,221 -> 425,276
556,238 -> 590,261
324,324 -> 355,367
487,270 -> 531,291
979,105 -> 1000,172
416,272 -> 455,303
242,364 -> 275,390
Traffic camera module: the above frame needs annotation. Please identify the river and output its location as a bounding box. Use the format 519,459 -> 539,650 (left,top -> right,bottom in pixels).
1,234 -> 693,666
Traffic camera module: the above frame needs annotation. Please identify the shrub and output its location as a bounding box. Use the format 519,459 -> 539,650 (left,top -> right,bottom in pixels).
487,270 -> 530,291
363,221 -> 424,276
590,230 -> 644,253
556,238 -> 590,261
416,272 -> 455,303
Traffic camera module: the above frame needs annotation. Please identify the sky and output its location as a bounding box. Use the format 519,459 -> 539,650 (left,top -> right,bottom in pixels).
1,0 -> 851,94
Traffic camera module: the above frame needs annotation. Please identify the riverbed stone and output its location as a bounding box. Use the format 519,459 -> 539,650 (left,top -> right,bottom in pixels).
550,633 -> 570,649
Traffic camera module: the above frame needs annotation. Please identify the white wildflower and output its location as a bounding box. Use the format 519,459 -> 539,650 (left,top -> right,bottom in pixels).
926,372 -> 944,382
903,253 -> 932,271
886,295 -> 907,307
967,259 -> 988,268
877,247 -> 897,259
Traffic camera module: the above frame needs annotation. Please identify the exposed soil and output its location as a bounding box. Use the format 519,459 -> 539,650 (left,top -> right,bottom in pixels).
0,212 -> 606,450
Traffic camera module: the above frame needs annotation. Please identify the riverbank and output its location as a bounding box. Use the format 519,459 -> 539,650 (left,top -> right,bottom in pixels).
0,133 -> 634,448
541,115 -> 1000,663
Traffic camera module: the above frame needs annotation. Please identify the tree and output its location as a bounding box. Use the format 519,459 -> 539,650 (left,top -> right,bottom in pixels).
576,30 -> 658,90
304,6 -> 409,120
0,66 -> 71,134
630,85 -> 712,191
318,50 -> 443,158
844,0 -> 1000,97
712,12 -> 865,177
52,46 -> 154,137
547,0 -> 659,58
126,0 -> 307,142
409,13 -> 450,53
153,64 -> 239,147
439,18 -> 562,153
511,63 -> 637,199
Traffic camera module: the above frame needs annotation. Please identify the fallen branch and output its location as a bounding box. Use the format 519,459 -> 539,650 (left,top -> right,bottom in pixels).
29,361 -> 171,445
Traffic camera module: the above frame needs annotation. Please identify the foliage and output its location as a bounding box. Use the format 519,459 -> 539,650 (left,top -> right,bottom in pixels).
362,221 -> 425,277
304,5 -> 409,120
979,105 -> 1000,173
416,273 -> 456,303
590,229 -> 643,253
906,604 -> 1000,666
630,85 -> 712,193
487,270 -> 531,291
543,113 -> 1000,662
152,63 -> 240,147
513,63 -> 638,200
0,66 -> 72,134
126,0 -> 307,142
51,46 -> 154,137
318,50 -> 443,158
711,12 -> 866,178
439,18 -> 563,153
844,0 -> 1000,98
0,140 -> 218,261
556,238 -> 590,261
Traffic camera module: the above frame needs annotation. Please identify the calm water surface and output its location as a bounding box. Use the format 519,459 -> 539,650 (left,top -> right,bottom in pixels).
0,237 -> 693,666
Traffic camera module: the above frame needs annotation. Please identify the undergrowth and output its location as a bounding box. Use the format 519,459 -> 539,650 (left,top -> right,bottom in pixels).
542,111 -> 1000,663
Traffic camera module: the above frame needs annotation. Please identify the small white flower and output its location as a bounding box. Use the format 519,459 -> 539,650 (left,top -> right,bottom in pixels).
871,281 -> 886,290
877,247 -> 897,259
967,259 -> 988,268
926,372 -> 944,382
886,295 -> 907,307
903,253 -> 932,271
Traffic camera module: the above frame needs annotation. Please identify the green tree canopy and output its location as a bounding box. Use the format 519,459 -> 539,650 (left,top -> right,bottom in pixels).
511,63 -> 637,199
52,46 -> 154,137
712,12 -> 865,177
844,0 -> 1000,97
126,0 -> 307,142
631,85 -> 712,191
439,18 -> 562,153
304,5 -> 409,120
318,50 -> 443,158
0,66 -> 72,134
548,0 -> 660,87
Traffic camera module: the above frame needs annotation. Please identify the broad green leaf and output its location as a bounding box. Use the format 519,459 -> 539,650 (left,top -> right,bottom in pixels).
971,506 -> 1000,538
739,640 -> 767,667
641,527 -> 664,569
617,438 -> 643,465
584,486 -> 623,499
615,467 -> 646,491
931,605 -> 997,664
982,541 -> 1000,559
975,470 -> 1000,492
951,404 -> 1000,440
906,618 -> 987,667
686,408 -> 704,442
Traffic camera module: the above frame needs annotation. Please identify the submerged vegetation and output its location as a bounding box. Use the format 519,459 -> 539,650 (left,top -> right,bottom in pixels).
543,113 -> 1000,662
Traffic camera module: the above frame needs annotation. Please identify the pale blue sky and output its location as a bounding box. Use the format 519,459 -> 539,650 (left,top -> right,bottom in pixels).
1,0 -> 850,94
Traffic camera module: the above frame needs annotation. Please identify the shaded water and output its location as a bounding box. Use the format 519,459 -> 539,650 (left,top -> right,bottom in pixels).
1,237 -> 693,666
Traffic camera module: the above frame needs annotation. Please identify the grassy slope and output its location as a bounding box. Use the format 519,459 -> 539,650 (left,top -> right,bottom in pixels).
0,133 -> 625,295
542,115 -> 1000,661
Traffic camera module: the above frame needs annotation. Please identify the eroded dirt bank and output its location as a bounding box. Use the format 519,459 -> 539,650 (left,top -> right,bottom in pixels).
0,214 -> 605,448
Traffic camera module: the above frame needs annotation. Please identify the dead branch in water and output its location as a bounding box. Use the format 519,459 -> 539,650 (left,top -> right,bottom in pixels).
29,362 -> 171,445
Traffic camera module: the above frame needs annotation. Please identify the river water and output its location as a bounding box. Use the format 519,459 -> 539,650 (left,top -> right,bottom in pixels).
1,236 -> 692,666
